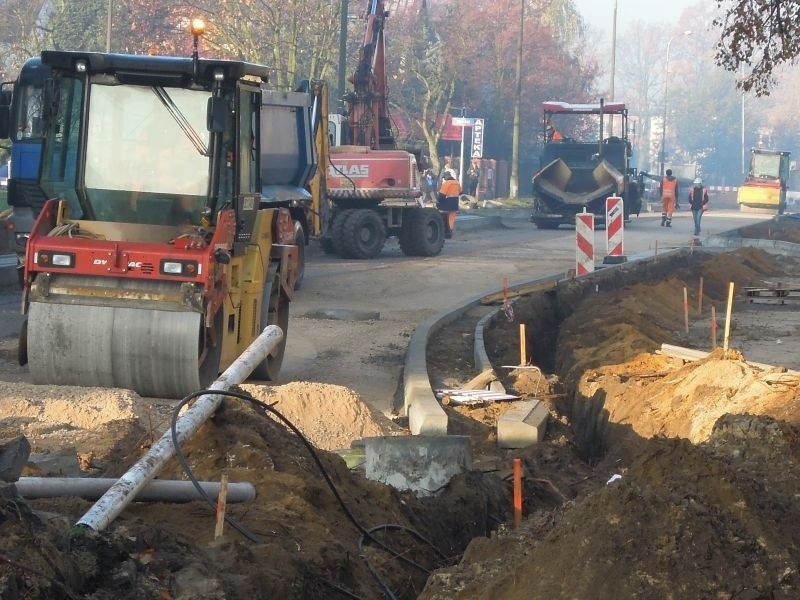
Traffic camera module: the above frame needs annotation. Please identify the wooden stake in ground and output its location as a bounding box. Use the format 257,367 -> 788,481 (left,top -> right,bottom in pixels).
723,282 -> 735,357
214,473 -> 229,539
513,458 -> 522,528
698,276 -> 704,314
519,323 -> 527,366
711,305 -> 717,349
683,287 -> 689,334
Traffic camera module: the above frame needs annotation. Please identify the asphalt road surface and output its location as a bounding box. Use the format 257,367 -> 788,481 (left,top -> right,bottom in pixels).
281,207 -> 770,415
0,207 -> 772,415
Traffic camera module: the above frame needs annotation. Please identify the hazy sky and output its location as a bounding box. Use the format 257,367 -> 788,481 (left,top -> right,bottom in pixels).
572,0 -> 696,30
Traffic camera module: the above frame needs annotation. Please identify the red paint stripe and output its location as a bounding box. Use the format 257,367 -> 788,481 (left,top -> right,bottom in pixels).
577,236 -> 593,257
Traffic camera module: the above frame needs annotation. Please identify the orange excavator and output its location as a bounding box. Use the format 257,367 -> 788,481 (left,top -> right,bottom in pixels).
317,0 -> 447,259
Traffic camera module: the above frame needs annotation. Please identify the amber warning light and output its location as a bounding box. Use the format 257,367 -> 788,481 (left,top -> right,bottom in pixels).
190,19 -> 206,38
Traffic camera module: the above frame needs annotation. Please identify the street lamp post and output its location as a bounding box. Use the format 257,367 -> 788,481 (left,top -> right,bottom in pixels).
659,30 -> 692,177
338,0 -> 349,114
106,0 -> 112,52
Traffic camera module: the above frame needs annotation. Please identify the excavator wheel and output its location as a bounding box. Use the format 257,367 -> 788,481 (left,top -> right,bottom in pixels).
251,265 -> 289,381
341,209 -> 386,259
25,276 -> 224,399
398,208 -> 445,257
331,209 -> 355,257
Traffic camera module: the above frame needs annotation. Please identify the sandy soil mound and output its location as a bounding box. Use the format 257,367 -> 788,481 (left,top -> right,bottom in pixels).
240,381 -> 396,450
581,350 -> 800,443
0,382 -> 138,431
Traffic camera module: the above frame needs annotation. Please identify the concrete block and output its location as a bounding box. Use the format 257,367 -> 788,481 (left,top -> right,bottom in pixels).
25,451 -> 82,478
408,395 -> 448,436
404,365 -> 448,435
364,435 -> 472,496
0,436 -> 31,482
497,400 -> 549,448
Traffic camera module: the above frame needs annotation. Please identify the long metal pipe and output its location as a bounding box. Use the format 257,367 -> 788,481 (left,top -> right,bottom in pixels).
18,477 -> 256,503
76,325 -> 284,531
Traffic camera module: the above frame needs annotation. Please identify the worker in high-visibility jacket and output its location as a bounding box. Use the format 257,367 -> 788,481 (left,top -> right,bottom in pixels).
659,168 -> 679,227
438,169 -> 461,239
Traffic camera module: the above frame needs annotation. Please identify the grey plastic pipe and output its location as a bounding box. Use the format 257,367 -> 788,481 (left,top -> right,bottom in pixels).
17,477 -> 256,503
76,325 -> 283,531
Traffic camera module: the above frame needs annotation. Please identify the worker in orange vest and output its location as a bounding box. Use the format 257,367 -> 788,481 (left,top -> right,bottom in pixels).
659,168 -> 679,227
438,169 -> 461,239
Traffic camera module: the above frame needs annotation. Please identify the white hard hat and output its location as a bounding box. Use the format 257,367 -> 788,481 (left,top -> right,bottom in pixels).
693,177 -> 703,185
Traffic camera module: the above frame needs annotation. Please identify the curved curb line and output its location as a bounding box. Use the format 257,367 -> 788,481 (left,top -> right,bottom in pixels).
403,247 -> 688,436
403,296 -> 482,435
704,236 -> 800,257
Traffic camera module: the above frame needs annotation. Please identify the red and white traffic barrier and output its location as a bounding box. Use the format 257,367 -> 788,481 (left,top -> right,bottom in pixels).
575,212 -> 594,275
605,196 -> 624,258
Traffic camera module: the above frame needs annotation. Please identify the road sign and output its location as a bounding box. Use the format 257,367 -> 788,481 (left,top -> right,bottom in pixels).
471,118 -> 485,158
575,213 -> 595,275
451,117 -> 475,127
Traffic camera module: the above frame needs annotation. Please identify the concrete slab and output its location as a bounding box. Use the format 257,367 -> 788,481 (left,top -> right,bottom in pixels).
497,400 -> 549,448
364,435 -> 472,496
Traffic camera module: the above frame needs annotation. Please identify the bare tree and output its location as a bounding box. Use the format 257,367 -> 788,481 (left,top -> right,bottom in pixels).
0,0 -> 48,78
714,0 -> 800,96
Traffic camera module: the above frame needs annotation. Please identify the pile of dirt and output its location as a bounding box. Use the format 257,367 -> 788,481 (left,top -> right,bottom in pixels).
421,414 -> 800,599
2,398 -> 510,599
240,381 -> 396,450
423,241 -> 800,598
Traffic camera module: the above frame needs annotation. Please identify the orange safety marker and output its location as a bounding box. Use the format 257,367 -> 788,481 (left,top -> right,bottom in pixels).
711,305 -> 717,349
683,287 -> 689,333
575,212 -> 595,275
698,276 -> 704,314
513,458 -> 522,528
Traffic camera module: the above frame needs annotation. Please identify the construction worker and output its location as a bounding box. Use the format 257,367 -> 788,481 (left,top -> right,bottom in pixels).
688,177 -> 709,236
545,120 -> 564,142
659,168 -> 679,227
438,169 -> 461,239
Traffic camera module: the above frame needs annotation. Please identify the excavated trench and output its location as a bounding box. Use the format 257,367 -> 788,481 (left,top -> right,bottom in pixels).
483,252 -> 700,462
420,234 -> 800,598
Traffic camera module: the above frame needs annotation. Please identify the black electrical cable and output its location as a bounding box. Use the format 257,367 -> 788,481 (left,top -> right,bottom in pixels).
170,388 -> 448,598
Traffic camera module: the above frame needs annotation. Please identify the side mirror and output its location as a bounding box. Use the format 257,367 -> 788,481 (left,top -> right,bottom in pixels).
0,105 -> 9,139
207,96 -> 226,133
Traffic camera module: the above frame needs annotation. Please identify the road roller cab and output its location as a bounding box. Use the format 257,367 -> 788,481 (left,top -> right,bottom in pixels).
19,47 -> 305,398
